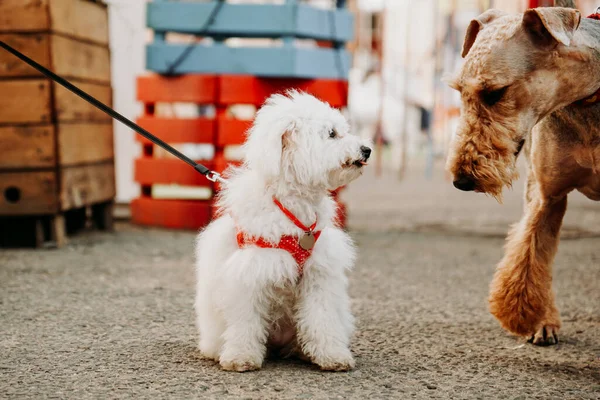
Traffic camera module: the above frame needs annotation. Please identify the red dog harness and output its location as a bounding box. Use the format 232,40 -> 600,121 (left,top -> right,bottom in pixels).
573,11 -> 600,106
236,198 -> 321,277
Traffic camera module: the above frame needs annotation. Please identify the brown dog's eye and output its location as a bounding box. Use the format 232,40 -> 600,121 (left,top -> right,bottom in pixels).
329,129 -> 337,139
481,86 -> 508,106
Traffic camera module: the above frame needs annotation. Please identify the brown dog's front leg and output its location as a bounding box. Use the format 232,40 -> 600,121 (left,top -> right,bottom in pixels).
489,194 -> 566,343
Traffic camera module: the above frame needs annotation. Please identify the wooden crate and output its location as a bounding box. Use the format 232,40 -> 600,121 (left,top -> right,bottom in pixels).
145,0 -> 353,79
0,0 -> 115,248
131,74 -> 349,230
132,0 -> 353,231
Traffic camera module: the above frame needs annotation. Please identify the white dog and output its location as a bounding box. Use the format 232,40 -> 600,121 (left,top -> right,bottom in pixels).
194,91 -> 371,372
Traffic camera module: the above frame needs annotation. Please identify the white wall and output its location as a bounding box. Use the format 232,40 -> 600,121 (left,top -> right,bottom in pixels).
107,0 -> 148,203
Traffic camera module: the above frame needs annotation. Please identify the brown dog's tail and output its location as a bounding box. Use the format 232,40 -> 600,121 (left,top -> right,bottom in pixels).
554,0 -> 576,8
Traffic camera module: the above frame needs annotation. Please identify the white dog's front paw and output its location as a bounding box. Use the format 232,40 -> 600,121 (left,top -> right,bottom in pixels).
219,355 -> 262,372
311,349 -> 355,372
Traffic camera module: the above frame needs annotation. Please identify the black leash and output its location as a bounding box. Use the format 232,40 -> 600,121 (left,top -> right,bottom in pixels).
0,40 -> 224,183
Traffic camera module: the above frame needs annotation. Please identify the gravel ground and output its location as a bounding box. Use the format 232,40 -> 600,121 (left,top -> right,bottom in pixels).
1,165 -> 599,399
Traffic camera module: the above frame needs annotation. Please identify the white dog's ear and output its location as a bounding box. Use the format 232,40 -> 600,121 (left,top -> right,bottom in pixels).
243,95 -> 294,178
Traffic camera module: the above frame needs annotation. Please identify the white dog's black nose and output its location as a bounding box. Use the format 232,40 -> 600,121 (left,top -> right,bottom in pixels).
360,146 -> 372,160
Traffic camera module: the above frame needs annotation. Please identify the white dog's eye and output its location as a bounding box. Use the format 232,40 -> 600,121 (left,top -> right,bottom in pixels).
329,129 -> 337,139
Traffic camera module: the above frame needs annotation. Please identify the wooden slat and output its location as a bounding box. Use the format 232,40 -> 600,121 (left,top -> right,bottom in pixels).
218,75 -> 349,107
295,5 -> 353,42
0,80 -> 52,125
51,34 -> 111,83
0,33 -> 51,77
55,81 -> 113,122
136,117 -> 215,144
0,0 -> 109,45
48,0 -> 109,45
60,163 -> 115,210
58,123 -> 114,166
147,3 -> 353,42
0,34 -> 112,83
213,156 -> 241,174
0,171 -> 58,216
0,0 -> 50,33
146,44 -> 351,79
131,197 -> 213,230
0,125 -> 56,169
216,119 -> 250,146
135,158 -> 213,187
136,75 -> 348,106
137,75 -> 217,103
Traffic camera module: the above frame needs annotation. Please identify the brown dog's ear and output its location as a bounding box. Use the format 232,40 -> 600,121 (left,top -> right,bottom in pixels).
522,7 -> 581,48
462,9 -> 507,58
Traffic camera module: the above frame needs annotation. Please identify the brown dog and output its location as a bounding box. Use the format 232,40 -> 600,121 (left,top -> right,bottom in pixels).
445,0 -> 600,345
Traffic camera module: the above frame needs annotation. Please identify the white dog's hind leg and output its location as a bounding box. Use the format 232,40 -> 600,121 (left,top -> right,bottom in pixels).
296,266 -> 355,371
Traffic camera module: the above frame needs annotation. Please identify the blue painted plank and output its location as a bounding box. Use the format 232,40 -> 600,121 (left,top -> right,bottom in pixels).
296,7 -> 353,42
146,43 -> 350,80
294,47 -> 351,80
147,2 -> 354,43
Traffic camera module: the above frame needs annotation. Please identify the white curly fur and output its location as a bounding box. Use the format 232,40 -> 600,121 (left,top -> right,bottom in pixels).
194,91 -> 371,372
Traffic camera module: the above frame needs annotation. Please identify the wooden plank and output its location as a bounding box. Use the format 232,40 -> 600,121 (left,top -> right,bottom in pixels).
48,0 -> 109,45
0,34 -> 51,77
0,80 -> 52,125
0,171 -> 58,216
147,2 -> 353,42
0,0 -> 50,33
58,123 -> 114,166
146,43 -> 350,79
296,5 -> 353,43
60,163 -> 115,211
0,125 -> 56,169
55,81 -> 113,122
49,214 -> 66,248
136,117 -> 215,144
0,0 -> 109,44
137,75 -> 217,103
213,156 -> 241,174
51,35 -> 111,83
216,119 -> 250,146
136,74 -> 348,106
294,47 -> 351,80
135,158 -> 213,187
218,75 -> 349,107
0,34 -> 111,82
131,197 -> 213,230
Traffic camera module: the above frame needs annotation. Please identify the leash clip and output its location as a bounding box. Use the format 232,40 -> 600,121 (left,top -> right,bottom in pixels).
206,171 -> 225,183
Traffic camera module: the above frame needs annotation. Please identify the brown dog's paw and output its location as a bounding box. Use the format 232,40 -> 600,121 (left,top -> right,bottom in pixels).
528,325 -> 559,346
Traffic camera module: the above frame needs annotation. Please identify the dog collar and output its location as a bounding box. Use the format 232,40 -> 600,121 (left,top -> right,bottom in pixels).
236,198 -> 321,277
572,12 -> 600,107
